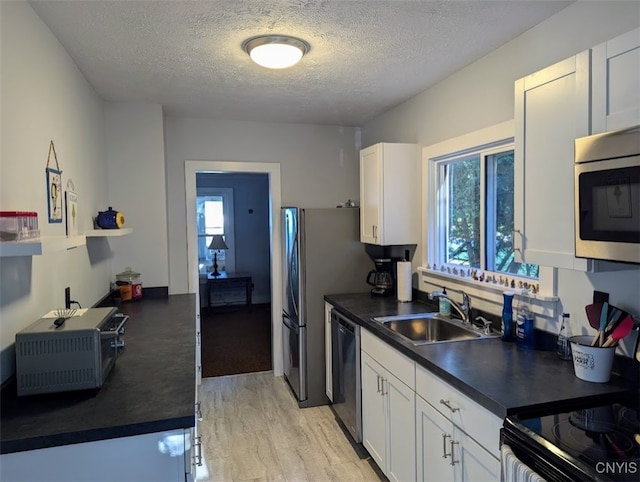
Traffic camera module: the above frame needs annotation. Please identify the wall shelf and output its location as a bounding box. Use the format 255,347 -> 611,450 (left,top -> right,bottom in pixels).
85,228 -> 133,237
0,235 -> 86,257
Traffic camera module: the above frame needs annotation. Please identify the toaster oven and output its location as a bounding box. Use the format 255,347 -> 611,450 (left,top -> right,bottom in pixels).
15,307 -> 128,396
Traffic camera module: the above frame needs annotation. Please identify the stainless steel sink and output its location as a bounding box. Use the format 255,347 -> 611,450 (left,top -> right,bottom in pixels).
372,313 -> 498,345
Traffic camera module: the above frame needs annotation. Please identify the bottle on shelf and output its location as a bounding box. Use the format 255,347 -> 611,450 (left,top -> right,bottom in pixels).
439,287 -> 451,317
501,291 -> 514,341
556,313 -> 572,360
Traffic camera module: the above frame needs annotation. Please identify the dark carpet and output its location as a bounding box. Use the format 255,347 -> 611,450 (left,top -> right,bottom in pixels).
200,303 -> 272,378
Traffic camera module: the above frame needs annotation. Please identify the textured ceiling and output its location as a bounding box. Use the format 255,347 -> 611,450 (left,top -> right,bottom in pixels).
29,0 -> 573,126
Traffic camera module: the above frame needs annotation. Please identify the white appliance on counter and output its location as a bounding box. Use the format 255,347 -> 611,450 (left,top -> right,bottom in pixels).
281,207 -> 370,407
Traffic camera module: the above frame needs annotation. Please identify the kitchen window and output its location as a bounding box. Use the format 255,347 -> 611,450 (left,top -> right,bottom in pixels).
196,188 -> 234,274
437,145 -> 538,278
423,121 -> 542,295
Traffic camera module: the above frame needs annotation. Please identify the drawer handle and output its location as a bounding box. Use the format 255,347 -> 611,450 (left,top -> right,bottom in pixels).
450,439 -> 459,466
442,433 -> 451,459
440,399 -> 459,413
195,435 -> 203,466
376,374 -> 381,394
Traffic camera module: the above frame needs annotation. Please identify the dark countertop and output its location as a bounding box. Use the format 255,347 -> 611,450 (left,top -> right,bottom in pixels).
326,293 -> 637,419
0,294 -> 196,454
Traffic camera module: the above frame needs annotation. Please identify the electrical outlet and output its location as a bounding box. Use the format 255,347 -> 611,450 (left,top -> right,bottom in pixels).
593,290 -> 609,305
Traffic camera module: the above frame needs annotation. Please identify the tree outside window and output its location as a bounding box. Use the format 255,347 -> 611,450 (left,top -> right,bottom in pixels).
439,147 -> 538,278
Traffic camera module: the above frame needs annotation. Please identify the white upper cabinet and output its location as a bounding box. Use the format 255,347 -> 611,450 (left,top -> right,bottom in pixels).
359,143 -> 418,245
514,51 -> 592,271
592,27 -> 640,134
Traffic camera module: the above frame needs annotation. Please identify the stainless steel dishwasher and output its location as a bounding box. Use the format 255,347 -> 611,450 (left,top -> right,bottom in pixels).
331,309 -> 362,444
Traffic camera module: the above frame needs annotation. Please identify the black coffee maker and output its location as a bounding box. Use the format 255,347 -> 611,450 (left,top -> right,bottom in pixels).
366,258 -> 394,297
364,244 -> 417,297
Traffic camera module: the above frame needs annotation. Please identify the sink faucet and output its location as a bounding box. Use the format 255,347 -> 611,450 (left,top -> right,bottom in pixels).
432,290 -> 472,324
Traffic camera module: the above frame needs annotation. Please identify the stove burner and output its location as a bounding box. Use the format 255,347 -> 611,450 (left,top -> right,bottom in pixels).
549,405 -> 639,462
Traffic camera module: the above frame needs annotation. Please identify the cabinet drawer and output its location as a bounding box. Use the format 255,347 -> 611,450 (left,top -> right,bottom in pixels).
362,328 -> 415,389
415,364 -> 502,458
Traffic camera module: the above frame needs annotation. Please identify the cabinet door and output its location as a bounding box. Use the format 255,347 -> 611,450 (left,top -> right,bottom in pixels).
1,430 -> 187,481
361,351 -> 386,472
385,374 -> 416,482
592,27 -> 640,133
360,144 -> 382,244
453,427 -> 500,482
514,51 -> 591,271
416,395 -> 452,482
324,302 -> 333,401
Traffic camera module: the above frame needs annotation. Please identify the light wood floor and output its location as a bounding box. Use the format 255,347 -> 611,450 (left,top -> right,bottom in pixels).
196,371 -> 385,482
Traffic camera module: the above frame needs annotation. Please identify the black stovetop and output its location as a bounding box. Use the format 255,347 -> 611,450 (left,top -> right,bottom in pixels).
506,396 -> 640,481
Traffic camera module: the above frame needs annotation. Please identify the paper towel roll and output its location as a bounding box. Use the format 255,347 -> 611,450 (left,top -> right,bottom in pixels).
396,261 -> 412,302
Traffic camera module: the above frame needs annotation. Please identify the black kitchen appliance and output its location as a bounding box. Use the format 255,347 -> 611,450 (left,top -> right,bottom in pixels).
363,244 -> 416,297
331,309 -> 362,444
501,396 -> 640,481
366,258 -> 394,297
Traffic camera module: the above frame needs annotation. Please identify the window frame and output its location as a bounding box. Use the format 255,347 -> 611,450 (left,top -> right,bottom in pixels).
196,187 -> 235,274
422,121 -> 555,300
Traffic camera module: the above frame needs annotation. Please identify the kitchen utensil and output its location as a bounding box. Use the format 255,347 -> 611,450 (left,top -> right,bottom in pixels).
602,315 -> 634,348
602,306 -> 626,339
591,301 -> 608,346
585,303 -> 602,331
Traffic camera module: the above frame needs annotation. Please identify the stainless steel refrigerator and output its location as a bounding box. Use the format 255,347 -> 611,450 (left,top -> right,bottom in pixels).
282,207 -> 370,407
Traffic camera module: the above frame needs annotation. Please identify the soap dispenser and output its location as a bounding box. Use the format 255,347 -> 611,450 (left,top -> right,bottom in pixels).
438,287 -> 451,317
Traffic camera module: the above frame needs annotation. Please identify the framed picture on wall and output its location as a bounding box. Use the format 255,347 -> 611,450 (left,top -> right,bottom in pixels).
45,140 -> 63,223
65,190 -> 78,236
46,167 -> 62,223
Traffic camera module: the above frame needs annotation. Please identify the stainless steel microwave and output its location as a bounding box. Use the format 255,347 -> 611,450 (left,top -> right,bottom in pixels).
574,125 -> 640,264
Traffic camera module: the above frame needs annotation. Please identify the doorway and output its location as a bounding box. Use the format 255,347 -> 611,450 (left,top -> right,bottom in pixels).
185,161 -> 283,380
196,172 -> 271,377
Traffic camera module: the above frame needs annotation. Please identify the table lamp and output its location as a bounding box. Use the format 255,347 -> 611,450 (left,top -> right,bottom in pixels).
208,235 -> 229,277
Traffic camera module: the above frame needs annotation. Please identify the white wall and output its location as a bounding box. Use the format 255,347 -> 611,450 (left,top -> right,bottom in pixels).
164,117 -> 360,294
0,1 -> 111,382
104,103 -> 169,287
361,0 -> 640,349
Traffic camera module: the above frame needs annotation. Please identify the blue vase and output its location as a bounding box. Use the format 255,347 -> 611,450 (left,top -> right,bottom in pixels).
502,292 -> 514,341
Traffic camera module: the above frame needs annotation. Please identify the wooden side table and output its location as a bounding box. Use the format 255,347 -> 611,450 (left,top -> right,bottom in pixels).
206,272 -> 252,310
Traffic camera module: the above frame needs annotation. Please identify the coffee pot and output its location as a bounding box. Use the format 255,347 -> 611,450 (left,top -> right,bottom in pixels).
366,258 -> 394,297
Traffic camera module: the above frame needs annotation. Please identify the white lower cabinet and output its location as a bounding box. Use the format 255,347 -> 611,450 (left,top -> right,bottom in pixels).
360,329 -> 501,482
415,394 -> 452,481
361,330 -> 416,482
0,429 -> 193,482
415,365 -> 501,482
416,395 -> 499,481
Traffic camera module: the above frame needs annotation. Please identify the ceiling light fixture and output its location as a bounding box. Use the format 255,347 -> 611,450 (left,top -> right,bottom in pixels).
242,35 -> 310,69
